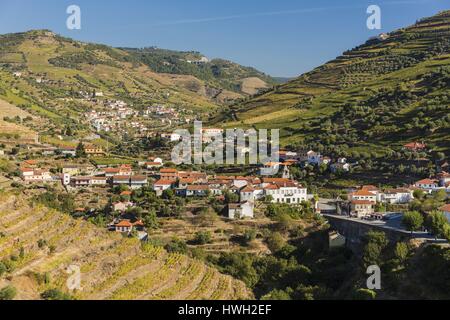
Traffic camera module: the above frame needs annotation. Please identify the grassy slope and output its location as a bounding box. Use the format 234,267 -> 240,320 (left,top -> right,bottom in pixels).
216,11 -> 450,154
0,192 -> 252,300
123,47 -> 276,95
0,30 -> 220,122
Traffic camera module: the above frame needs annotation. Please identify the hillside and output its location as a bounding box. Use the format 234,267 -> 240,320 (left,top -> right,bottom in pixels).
216,11 -> 450,155
0,192 -> 252,300
123,47 -> 276,96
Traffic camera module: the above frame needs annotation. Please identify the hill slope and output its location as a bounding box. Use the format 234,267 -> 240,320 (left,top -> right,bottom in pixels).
123,47 -> 275,96
0,192 -> 252,300
216,11 -> 450,155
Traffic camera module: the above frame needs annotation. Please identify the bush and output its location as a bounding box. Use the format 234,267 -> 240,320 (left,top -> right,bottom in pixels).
40,288 -> 73,300
353,288 -> 376,300
193,231 -> 212,245
0,286 -> 17,300
164,238 -> 188,254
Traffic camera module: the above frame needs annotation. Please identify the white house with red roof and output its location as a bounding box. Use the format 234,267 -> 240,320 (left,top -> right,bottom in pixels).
349,189 -> 377,203
153,179 -> 174,196
414,178 -> 440,192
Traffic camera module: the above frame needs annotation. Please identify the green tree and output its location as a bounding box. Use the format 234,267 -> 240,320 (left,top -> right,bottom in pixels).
266,232 -> 286,253
394,242 -> 409,264
402,211 -> 424,234
75,142 -> 86,158
353,288 -> 376,300
425,211 -> 449,240
193,231 -> 212,245
0,286 -> 17,300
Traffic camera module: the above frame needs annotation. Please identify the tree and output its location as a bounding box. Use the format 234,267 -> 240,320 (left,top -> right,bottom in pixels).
425,211 -> 449,240
75,142 -> 86,158
353,288 -> 376,300
164,238 -> 187,254
266,232 -> 286,253
402,211 -> 424,234
40,288 -> 73,300
362,231 -> 388,267
162,189 -> 174,200
394,242 -> 409,264
0,286 -> 17,300
143,210 -> 159,230
193,231 -> 212,245
224,191 -> 239,203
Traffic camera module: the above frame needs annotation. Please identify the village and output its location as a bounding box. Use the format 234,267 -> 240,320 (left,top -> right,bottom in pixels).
5,136 -> 448,246
85,99 -> 195,140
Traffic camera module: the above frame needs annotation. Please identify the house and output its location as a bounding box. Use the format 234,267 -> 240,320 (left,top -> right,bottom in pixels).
62,165 -> 80,176
159,168 -> 178,181
104,166 -> 132,177
349,189 -> 377,203
114,220 -> 133,233
170,133 -> 182,142
263,181 -> 308,204
145,162 -> 163,170
178,178 -> 196,189
228,201 -> 254,219
260,162 -> 281,176
381,189 -> 413,204
351,200 -> 375,218
113,175 -> 132,186
130,175 -> 148,189
186,185 -> 209,197
331,162 -> 350,173
71,177 -> 91,187
84,144 -> 105,156
153,179 -> 173,196
403,142 -> 426,152
437,172 -> 450,187
414,179 -> 440,192
307,151 -> 322,165
440,204 -> 450,223
60,147 -> 76,157
322,157 -> 332,165
21,168 -> 53,183
112,201 -> 134,212
90,177 -> 108,186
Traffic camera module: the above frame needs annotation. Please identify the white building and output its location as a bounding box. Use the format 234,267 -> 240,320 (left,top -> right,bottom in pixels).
381,189 -> 413,204
228,201 -> 254,219
263,182 -> 308,204
153,179 -> 173,196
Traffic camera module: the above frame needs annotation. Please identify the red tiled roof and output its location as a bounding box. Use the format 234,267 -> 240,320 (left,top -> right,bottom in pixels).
440,204 -> 450,212
160,168 -> 178,173
416,179 -> 438,185
353,189 -> 377,196
154,179 -> 173,186
187,185 -> 209,191
404,142 -> 426,149
116,220 -> 133,227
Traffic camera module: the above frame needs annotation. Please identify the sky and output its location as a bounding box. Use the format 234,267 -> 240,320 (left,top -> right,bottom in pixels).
0,0 -> 448,77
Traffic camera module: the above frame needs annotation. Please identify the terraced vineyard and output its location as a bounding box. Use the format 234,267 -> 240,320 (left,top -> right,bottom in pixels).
0,192 -> 252,300
215,10 -> 450,153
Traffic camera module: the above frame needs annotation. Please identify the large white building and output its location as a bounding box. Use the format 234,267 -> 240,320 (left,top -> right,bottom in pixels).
240,179 -> 308,205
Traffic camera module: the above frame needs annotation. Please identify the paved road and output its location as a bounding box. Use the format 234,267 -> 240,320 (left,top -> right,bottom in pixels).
322,213 -> 446,242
